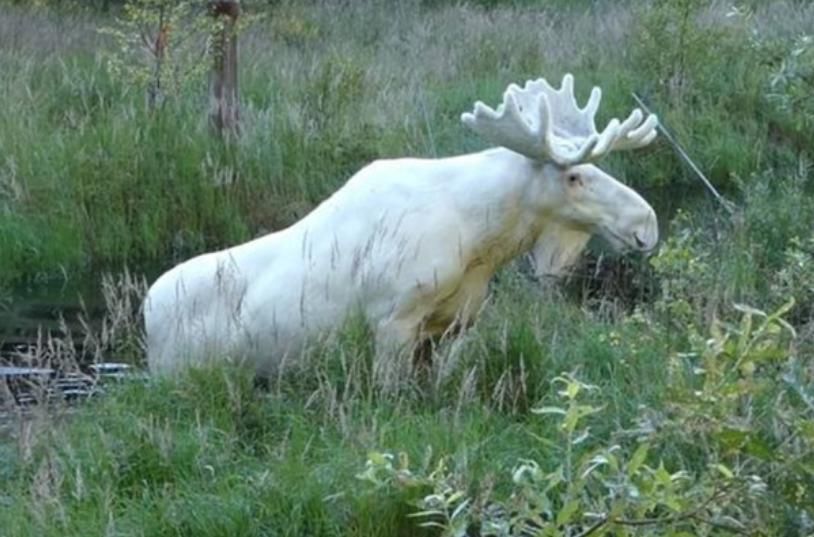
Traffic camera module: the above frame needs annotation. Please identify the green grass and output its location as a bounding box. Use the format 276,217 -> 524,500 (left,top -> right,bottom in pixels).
1,275 -> 809,534
0,290 -> 670,537
1,0 -> 814,535
0,384 -> 527,537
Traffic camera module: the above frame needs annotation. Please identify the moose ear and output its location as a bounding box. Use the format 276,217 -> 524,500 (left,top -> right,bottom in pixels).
529,223 -> 591,279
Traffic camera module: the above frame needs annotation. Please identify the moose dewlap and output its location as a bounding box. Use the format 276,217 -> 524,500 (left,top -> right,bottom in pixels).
144,73 -> 659,376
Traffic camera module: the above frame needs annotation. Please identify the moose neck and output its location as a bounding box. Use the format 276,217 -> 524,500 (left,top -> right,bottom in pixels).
448,147 -> 555,270
529,222 -> 591,278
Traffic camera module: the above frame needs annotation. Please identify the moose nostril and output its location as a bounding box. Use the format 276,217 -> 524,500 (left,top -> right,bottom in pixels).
633,233 -> 647,249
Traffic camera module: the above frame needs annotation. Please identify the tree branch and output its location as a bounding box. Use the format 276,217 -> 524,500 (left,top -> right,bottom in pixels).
576,484 -> 756,536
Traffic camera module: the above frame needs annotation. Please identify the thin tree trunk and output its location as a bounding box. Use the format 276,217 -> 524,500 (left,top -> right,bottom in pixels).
209,0 -> 240,137
147,6 -> 169,110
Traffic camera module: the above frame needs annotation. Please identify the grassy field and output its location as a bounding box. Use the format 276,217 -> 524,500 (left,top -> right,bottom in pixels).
1,0 -> 814,535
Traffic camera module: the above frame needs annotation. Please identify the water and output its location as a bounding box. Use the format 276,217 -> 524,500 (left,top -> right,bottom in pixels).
1,271 -> 153,405
1,276 -> 106,355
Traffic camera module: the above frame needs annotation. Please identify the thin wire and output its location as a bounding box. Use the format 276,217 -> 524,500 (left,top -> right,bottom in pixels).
632,92 -> 736,215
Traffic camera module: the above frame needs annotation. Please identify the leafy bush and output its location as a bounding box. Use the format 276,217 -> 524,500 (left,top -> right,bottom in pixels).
359,300 -> 812,536
767,34 -> 814,142
99,0 -> 213,108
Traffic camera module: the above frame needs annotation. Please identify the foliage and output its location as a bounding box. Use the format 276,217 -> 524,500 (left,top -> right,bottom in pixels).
360,326 -> 809,536
98,0 -> 214,108
0,0 -> 812,286
633,0 -> 724,104
767,33 -> 814,142
2,257 -> 813,535
648,210 -> 716,331
770,236 -> 814,324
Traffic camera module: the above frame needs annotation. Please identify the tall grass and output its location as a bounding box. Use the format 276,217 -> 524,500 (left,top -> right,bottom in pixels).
0,0 -> 811,287
1,265 -> 810,534
0,278 -> 681,536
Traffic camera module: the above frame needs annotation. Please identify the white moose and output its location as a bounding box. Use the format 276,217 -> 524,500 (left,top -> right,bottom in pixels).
144,74 -> 659,376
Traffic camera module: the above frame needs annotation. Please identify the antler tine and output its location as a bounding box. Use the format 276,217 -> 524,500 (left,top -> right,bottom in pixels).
461,85 -> 554,162
561,73 -> 576,104
583,86 -> 602,118
590,108 -> 659,158
591,118 -> 621,158
625,113 -> 659,145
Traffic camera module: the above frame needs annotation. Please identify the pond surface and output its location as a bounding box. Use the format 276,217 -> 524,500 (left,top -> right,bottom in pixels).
1,272 -> 154,427
0,268 -> 165,413
2,262 -> 166,352
1,276 -> 106,354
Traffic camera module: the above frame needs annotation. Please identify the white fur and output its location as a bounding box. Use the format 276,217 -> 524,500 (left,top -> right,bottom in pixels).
144,75 -> 659,376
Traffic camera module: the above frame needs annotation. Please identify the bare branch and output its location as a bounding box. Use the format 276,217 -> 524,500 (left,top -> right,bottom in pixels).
575,484 -> 756,536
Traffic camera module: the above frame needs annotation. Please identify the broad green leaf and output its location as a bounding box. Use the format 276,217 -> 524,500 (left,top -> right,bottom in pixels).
415,520 -> 447,528
733,303 -> 767,317
450,498 -> 471,520
799,420 -> 814,440
566,380 -> 581,400
627,443 -> 650,477
367,451 -> 391,466
664,495 -> 683,512
572,429 -> 591,445
556,499 -> 580,526
446,490 -> 467,505
744,436 -> 774,460
563,405 -> 581,433
715,427 -> 748,451
655,462 -> 672,486
528,431 -> 562,451
410,510 -> 446,519
740,360 -> 756,376
532,406 -> 566,415
714,463 -> 734,479
577,404 -> 605,418
766,296 -> 796,321
581,454 -> 610,479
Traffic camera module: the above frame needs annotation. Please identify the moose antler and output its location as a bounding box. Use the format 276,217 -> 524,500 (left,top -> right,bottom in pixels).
461,74 -> 658,166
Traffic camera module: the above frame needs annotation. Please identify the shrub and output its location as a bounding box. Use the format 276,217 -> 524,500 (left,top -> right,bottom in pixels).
359,300 -> 812,536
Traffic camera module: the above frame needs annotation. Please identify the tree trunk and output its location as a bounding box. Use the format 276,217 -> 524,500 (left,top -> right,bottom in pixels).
147,8 -> 170,110
209,0 -> 240,138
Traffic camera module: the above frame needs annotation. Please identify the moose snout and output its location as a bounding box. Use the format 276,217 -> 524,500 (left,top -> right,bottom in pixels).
631,209 -> 659,252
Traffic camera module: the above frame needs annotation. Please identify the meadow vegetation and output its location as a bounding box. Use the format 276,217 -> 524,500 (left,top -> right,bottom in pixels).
1,0 -> 813,535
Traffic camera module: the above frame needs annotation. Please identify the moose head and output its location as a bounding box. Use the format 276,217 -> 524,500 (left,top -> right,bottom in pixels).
462,73 -> 659,278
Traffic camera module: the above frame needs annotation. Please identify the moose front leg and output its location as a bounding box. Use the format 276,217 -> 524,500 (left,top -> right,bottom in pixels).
411,313 -> 475,373
413,337 -> 435,374
371,313 -> 427,389
374,312 -> 454,380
